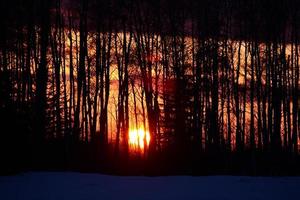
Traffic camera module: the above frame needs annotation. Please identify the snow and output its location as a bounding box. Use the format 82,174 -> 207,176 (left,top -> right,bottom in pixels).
0,172 -> 299,200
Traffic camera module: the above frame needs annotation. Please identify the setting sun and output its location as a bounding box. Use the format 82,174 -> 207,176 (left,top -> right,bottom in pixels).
128,128 -> 150,149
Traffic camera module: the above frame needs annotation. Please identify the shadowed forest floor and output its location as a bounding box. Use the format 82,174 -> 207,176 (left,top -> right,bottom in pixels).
2,141 -> 300,176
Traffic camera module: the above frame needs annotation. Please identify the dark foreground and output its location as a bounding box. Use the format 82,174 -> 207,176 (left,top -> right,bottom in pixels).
0,172 -> 299,200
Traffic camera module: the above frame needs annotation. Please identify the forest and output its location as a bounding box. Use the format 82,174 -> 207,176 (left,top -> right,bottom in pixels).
0,0 -> 300,175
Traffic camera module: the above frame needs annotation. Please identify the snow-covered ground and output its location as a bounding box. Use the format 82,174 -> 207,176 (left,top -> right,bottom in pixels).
0,172 -> 299,200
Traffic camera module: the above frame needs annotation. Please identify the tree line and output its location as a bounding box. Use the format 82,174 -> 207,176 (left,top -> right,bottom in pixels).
0,0 -> 300,174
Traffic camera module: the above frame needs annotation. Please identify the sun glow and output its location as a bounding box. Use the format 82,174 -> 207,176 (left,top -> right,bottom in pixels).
128,127 -> 150,149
